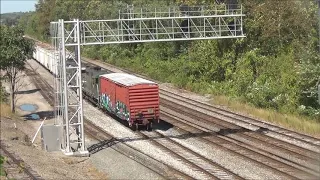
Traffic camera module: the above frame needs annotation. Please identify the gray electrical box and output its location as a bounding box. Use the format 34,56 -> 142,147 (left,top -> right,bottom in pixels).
41,125 -> 62,152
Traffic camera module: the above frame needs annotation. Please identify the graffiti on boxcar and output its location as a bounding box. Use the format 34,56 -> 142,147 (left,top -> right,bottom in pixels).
116,101 -> 130,121
101,93 -> 113,112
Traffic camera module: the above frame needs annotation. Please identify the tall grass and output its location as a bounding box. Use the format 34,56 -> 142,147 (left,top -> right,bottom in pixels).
212,95 -> 320,137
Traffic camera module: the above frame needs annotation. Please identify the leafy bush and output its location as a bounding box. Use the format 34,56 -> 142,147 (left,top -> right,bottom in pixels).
0,85 -> 8,103
0,155 -> 6,177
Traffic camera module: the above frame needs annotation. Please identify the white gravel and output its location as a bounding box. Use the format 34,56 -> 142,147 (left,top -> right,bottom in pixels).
85,139 -> 165,180
226,133 -> 320,173
83,101 -> 213,179
163,105 -> 316,171
155,127 -> 287,180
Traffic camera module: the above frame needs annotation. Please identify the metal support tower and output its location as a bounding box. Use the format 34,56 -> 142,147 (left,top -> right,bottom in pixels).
51,19 -> 87,155
50,4 -> 245,156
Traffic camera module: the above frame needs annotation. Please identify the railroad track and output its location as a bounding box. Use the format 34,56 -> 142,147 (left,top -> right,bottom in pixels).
160,89 -> 320,148
160,97 -> 320,161
84,102 -> 243,178
80,56 -> 320,147
25,61 -> 230,179
0,141 -> 43,180
159,110 -> 320,179
25,68 -> 55,104
30,38 -> 320,146
77,59 -> 320,179
159,91 -> 320,159
28,39 -> 320,179
138,130 -> 243,180
158,90 -> 320,179
27,59 -> 319,180
77,58 -> 320,179
80,57 -> 320,178
83,120 -> 193,180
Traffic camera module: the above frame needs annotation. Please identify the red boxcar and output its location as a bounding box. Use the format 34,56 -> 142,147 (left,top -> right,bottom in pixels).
99,73 -> 160,130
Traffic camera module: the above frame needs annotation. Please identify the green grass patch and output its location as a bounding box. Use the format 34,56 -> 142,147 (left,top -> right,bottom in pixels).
0,155 -> 7,177
211,95 -> 320,137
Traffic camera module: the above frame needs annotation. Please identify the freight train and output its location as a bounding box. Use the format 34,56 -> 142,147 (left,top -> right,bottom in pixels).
32,45 -> 160,130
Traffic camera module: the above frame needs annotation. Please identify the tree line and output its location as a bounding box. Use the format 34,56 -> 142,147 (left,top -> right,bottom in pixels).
0,12 -> 32,26
18,0 -> 320,120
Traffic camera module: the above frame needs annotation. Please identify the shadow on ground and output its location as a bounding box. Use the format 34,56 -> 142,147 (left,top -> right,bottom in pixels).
86,124 -> 269,155
22,110 -> 55,120
87,138 -> 118,155
16,88 -> 40,94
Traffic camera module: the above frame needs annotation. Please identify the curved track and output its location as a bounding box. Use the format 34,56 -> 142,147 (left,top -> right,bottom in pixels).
78,58 -> 320,179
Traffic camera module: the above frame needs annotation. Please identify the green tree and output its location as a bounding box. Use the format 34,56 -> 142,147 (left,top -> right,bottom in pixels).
0,25 -> 34,113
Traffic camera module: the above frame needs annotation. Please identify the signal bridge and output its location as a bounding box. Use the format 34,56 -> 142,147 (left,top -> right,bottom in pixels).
50,4 -> 245,156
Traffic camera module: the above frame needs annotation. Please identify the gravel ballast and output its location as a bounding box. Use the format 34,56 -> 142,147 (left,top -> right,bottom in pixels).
156,127 -> 287,180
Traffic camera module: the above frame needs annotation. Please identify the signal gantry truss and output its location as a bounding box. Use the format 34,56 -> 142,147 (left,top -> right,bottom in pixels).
50,4 -> 245,156
65,5 -> 245,46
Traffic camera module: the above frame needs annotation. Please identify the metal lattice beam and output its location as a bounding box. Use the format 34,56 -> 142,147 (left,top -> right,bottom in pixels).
61,4 -> 245,46
50,4 -> 245,156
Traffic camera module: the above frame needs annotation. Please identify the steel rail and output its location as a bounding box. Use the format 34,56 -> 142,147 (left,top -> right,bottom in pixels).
0,141 -> 43,180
